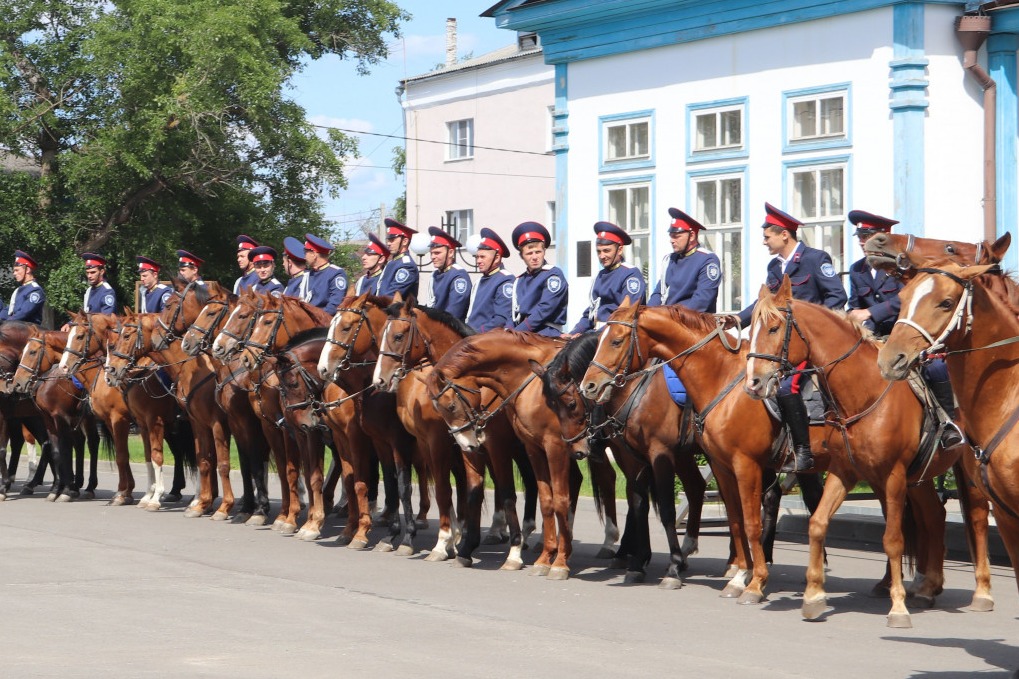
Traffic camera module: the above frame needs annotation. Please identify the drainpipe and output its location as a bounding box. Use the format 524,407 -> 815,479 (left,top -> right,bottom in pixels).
956,14 -> 996,242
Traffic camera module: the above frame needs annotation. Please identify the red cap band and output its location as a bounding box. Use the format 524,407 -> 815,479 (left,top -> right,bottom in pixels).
597,230 -> 625,245
516,231 -> 543,246
430,233 -> 456,249
387,226 -> 407,238
252,252 -> 274,263
179,256 -> 199,266
764,213 -> 787,228
15,256 -> 34,268
84,259 -> 103,268
480,237 -> 502,251
367,242 -> 387,257
138,262 -> 159,272
304,239 -> 330,255
237,242 -> 256,251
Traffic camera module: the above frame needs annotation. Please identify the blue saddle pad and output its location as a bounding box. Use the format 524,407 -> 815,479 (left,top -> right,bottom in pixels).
156,368 -> 172,392
661,363 -> 687,407
70,375 -> 84,390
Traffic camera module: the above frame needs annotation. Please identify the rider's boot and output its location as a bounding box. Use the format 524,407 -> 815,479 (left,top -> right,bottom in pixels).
927,379 -> 965,449
777,393 -> 814,473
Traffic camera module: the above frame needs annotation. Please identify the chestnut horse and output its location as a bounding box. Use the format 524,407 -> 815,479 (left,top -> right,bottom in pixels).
579,302 -> 841,603
745,278 -> 963,627
0,321 -> 53,496
373,295 -> 542,567
878,256 -> 1019,603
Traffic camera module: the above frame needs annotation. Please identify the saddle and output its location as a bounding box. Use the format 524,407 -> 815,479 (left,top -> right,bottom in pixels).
763,376 -> 827,425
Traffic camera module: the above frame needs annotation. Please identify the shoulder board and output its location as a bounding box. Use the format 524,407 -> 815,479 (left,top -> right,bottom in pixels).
27,281 -> 40,289
100,281 -> 113,290
400,254 -> 414,264
271,278 -> 281,285
618,262 -> 637,271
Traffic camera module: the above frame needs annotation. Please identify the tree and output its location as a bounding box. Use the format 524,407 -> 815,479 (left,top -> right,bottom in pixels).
0,0 -> 409,317
391,144 -> 406,222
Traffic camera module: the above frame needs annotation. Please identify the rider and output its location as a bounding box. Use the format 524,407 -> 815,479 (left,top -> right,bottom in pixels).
233,235 -> 260,295
648,208 -> 720,311
738,203 -> 848,472
281,237 -> 307,299
511,221 -> 568,336
81,253 -> 117,315
566,221 -> 646,336
136,256 -> 171,313
466,228 -> 514,332
248,246 -> 284,298
300,233 -> 347,314
354,233 -> 389,296
0,250 -> 45,324
426,227 -> 472,321
845,209 -> 964,449
378,218 -> 419,299
175,250 -> 205,286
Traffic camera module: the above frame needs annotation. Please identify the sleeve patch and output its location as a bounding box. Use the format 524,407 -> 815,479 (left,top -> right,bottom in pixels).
501,282 -> 514,299
454,278 -> 468,294
395,268 -> 410,283
334,276 -> 347,290
820,263 -> 837,278
29,292 -> 41,304
546,275 -> 562,293
706,263 -> 721,282
103,294 -> 114,306
625,276 -> 642,295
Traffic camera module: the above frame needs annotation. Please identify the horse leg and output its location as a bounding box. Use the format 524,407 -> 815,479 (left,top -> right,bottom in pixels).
345,429 -> 375,548
210,421 -> 234,520
729,455 -> 771,604
165,418 -> 192,502
954,457 -> 994,611
184,428 -> 215,518
137,423 -> 156,509
801,470 -> 853,620
880,472 -> 913,628
392,448 -> 417,556
232,430 -> 255,521
322,443 -> 340,514
547,440 -> 575,581
376,457 -> 398,526
452,448 -> 486,568
106,416 -> 132,505
671,446 -> 705,573
23,438 -> 51,494
414,455 -> 431,530
483,436 -> 526,569
515,443 -> 538,548
266,426 -> 296,531
904,482 -> 947,608
85,419 -> 100,496
760,468 -> 780,565
712,463 -> 752,597
296,430 -> 326,541
424,432 -> 456,563
621,471 -> 652,584
589,457 -> 620,559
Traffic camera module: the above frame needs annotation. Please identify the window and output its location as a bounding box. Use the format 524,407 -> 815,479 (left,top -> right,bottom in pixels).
687,98 -> 748,162
444,209 -> 473,246
693,173 -> 744,312
784,85 -> 850,151
447,119 -> 473,160
576,241 -> 592,278
546,201 -> 557,247
605,119 -> 649,162
606,182 -> 650,275
789,161 -> 847,274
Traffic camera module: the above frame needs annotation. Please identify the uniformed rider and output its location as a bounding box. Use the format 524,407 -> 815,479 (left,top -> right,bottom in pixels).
648,208 -> 721,312
281,237 -> 307,299
566,221 -> 646,336
378,218 -> 419,299
136,256 -> 171,313
300,233 -> 347,314
233,235 -> 260,295
354,233 -> 389,296
81,253 -> 117,315
510,221 -> 568,336
0,250 -> 45,324
248,246 -> 283,298
465,228 -> 513,332
426,227 -> 472,321
738,203 -> 848,472
176,250 -> 205,286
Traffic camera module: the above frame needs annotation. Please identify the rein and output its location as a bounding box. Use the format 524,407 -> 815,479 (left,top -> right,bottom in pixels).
185,299 -> 231,354
324,305 -> 381,371
155,280 -> 198,349
378,313 -> 434,385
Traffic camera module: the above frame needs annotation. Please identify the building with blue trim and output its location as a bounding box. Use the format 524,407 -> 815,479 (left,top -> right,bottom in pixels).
483,0 -> 1019,318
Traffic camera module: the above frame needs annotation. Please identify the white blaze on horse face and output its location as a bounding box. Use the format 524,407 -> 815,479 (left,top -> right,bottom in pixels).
59,326 -> 80,372
902,277 -> 936,328
372,322 -> 393,388
746,319 -> 763,388
214,304 -> 244,354
317,313 -> 343,378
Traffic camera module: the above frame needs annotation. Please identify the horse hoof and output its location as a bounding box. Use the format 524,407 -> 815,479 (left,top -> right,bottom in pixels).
424,550 -> 449,562
210,511 -> 229,522
500,559 -> 524,572
81,490 -> 95,501
336,534 -> 353,546
0,493 -> 7,502
299,530 -> 321,542
547,567 -> 570,581
722,564 -> 740,579
482,533 -> 510,545
454,556 -> 473,568
870,583 -> 891,599
183,507 -> 204,518
161,493 -> 182,504
145,502 -> 161,512
232,512 -> 252,524
737,590 -> 765,605
347,539 -> 369,551
45,492 -> 57,502
20,485 -> 35,496
270,519 -> 283,531
909,593 -> 936,609
719,583 -> 745,599
968,595 -> 994,612
415,518 -> 429,529
887,612 -> 913,629
278,523 -> 297,536
530,564 -> 551,577
595,547 -> 616,559
609,557 -> 628,569
56,493 -> 73,503
395,544 -> 416,557
374,541 -> 395,553
245,515 -> 267,527
623,571 -> 646,585
659,577 -> 683,590
802,597 -> 827,620
111,496 -> 128,507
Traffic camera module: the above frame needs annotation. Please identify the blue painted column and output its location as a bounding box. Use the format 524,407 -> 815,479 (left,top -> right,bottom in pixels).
989,32 -> 1018,273
552,63 -> 570,274
889,2 -> 928,237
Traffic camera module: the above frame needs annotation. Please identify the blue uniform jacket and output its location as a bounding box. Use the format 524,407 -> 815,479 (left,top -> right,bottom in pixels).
355,270 -> 383,297
512,264 -> 569,337
571,263 -> 646,334
233,270 -> 259,295
301,263 -> 347,314
430,265 -> 472,321
253,277 -> 284,298
283,271 -> 305,299
467,268 -> 514,332
378,253 -> 419,300
139,283 -> 171,314
847,257 -> 903,336
648,249 -> 721,312
0,282 -> 45,324
84,281 -> 116,315
738,243 -> 847,326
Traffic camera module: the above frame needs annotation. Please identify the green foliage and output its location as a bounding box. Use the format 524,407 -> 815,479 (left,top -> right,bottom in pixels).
391,144 -> 406,222
0,0 -> 408,322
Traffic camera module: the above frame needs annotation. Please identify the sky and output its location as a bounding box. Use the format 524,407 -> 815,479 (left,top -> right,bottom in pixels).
289,3 -> 510,240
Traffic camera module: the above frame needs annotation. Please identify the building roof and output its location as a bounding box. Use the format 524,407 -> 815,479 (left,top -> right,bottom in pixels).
402,40 -> 542,85
0,151 -> 39,176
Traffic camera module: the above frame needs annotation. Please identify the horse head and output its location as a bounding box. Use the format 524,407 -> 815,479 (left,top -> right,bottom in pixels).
533,334 -> 598,459
425,366 -> 485,452
877,260 -> 998,381
374,293 -> 426,392
212,289 -> 260,360
579,296 -> 644,403
10,332 -> 51,394
181,293 -> 235,356
863,232 -> 1007,278
744,277 -> 806,400
106,309 -> 151,385
318,293 -> 386,382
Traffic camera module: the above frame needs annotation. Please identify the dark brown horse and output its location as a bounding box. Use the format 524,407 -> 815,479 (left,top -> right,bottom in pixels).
745,278 -> 962,627
878,255 -> 1019,606
0,321 -> 53,497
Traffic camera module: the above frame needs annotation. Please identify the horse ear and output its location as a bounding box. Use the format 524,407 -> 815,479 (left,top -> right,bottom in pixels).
527,359 -> 546,378
987,232 -> 1012,263
393,291 -> 404,304
619,294 -> 632,308
405,292 -> 417,308
961,263 -> 999,280
355,292 -> 368,307
778,275 -> 793,300
756,283 -> 771,301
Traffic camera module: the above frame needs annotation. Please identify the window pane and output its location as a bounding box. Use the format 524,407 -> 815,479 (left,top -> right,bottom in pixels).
696,114 -> 717,150
793,171 -> 817,219
793,101 -> 816,139
721,178 -> 741,224
819,168 -> 844,217
607,188 -> 626,224
820,97 -> 844,135
696,181 -> 718,226
630,186 -> 650,231
720,110 -> 741,146
631,234 -> 650,278
630,122 -> 649,157
607,125 -> 627,160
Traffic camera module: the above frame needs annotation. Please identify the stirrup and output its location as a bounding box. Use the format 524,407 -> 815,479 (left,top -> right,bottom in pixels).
938,421 -> 966,449
779,451 -> 814,473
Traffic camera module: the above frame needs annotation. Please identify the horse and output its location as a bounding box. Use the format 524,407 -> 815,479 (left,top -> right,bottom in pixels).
106,310 -> 233,519
426,330 -> 616,580
56,312 -> 195,508
579,301 -> 839,604
877,254 -> 1019,604
0,321 -> 53,496
373,294 -> 541,567
744,277 -> 965,627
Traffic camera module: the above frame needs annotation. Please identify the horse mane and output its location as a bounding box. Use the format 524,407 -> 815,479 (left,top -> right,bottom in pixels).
340,294 -> 393,310
439,329 -> 549,376
0,321 -> 31,345
542,332 -> 599,395
663,304 -> 723,333
385,301 -> 476,338
978,269 -> 1019,316
283,326 -> 328,350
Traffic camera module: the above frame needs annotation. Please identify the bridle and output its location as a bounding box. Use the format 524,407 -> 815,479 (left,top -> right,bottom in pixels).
62,320 -> 101,374
378,313 -> 432,385
894,267 -> 975,359
432,372 -> 536,437
185,299 -> 231,354
587,317 -> 645,388
154,280 -> 197,349
109,317 -> 147,376
324,305 -> 380,372
244,301 -> 297,368
217,299 -> 261,359
15,336 -> 48,391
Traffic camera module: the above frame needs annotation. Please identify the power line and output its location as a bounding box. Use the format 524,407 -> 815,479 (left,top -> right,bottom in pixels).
312,124 -> 552,157
352,163 -> 553,179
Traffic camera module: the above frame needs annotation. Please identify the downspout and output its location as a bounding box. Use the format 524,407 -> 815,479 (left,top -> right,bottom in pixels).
956,14 -> 996,242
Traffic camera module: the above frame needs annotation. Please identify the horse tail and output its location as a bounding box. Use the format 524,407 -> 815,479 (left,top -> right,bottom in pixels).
902,494 -> 918,576
98,420 -> 115,463
586,458 -> 605,522
165,418 -> 198,476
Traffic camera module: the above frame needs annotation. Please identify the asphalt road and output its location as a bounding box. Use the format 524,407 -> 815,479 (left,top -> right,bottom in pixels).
1,464 -> 1016,679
